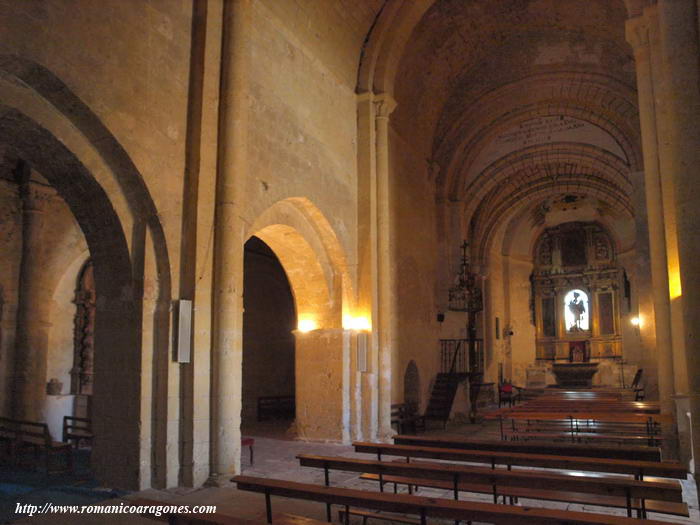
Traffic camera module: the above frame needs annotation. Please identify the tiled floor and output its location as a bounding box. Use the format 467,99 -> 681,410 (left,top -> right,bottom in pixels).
9,420 -> 700,524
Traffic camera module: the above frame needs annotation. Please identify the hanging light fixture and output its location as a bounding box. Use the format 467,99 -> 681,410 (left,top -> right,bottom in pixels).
448,241 -> 482,313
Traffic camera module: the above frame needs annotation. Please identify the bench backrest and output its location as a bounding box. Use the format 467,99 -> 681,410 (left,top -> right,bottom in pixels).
0,416 -> 18,438
296,454 -> 681,501
353,442 -> 686,479
16,419 -> 51,445
491,412 -> 670,424
393,435 -> 662,461
233,475 -> 671,525
390,404 -> 416,426
62,415 -> 92,440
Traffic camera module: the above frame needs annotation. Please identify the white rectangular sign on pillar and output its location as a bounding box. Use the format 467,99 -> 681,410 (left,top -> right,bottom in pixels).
176,299 -> 193,363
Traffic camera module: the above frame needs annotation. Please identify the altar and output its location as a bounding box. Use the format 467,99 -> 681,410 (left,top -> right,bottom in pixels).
552,362 -> 599,388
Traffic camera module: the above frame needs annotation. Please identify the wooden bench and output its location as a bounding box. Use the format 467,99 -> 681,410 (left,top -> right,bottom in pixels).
338,508 -> 420,525
391,404 -> 425,434
393,435 -> 662,461
358,472 -> 688,518
233,475 -> 673,525
501,428 -> 665,447
486,410 -> 671,423
296,454 -> 682,518
499,403 -> 660,414
62,415 -> 93,449
131,497 -> 329,525
0,416 -> 18,457
494,412 -> 666,446
506,420 -> 661,436
258,396 -> 295,421
353,442 -> 687,480
0,416 -> 72,474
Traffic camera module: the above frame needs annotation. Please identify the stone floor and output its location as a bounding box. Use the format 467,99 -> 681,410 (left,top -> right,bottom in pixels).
7,420 -> 700,524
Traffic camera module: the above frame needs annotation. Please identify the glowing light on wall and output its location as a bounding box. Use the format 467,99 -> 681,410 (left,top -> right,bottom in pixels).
630,316 -> 641,327
669,271 -> 682,300
343,315 -> 371,331
298,318 -> 317,332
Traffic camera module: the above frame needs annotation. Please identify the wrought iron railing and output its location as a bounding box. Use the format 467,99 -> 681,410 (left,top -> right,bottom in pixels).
439,338 -> 484,375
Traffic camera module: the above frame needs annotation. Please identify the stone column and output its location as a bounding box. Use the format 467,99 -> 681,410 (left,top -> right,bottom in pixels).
374,94 -> 397,440
656,0 -> 700,478
356,93 -> 377,441
625,15 -> 675,414
209,0 -> 250,483
13,178 -> 55,421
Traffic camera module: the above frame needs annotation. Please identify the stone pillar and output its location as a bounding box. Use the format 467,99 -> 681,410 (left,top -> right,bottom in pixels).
355,93 -> 376,441
209,0 -> 250,483
625,16 -> 675,414
656,0 -> 700,478
374,94 -> 397,440
294,329 -> 350,442
13,177 -> 55,421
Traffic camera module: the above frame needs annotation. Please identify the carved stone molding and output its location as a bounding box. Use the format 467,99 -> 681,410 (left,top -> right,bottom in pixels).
627,16 -> 649,50
373,94 -> 397,120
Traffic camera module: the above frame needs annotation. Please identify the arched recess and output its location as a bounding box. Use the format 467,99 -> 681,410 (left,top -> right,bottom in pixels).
481,183 -> 635,385
0,107 -> 140,487
246,197 -> 354,441
0,56 -> 172,490
247,197 -> 354,328
241,237 -> 296,430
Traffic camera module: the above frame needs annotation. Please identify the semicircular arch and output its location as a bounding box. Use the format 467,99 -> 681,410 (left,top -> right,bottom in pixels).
248,198 -> 354,330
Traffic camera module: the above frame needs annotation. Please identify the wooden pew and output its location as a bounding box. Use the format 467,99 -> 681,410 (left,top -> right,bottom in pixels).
233,475 -> 673,525
0,416 -> 18,458
130,497 -> 330,525
353,442 -> 687,480
485,411 -> 671,423
357,473 -> 688,518
62,415 -> 93,449
491,412 -> 666,446
391,404 -> 425,434
393,435 -> 662,461
0,416 -> 72,474
496,403 -> 660,414
296,454 -> 682,518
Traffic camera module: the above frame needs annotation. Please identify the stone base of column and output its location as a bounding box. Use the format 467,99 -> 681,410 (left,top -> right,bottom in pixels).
377,427 -> 397,443
203,473 -> 236,488
673,394 -> 693,467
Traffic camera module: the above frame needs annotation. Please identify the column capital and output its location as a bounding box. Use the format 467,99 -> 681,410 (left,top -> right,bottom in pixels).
20,181 -> 55,212
626,15 -> 650,51
373,94 -> 397,120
